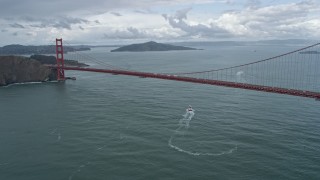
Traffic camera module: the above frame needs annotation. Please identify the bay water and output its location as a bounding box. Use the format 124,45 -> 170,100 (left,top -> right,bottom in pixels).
0,43 -> 319,179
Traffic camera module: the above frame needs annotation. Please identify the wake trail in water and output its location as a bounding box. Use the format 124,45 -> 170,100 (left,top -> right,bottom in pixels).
0,162 -> 10,166
69,162 -> 91,180
68,134 -> 111,179
168,110 -> 237,156
50,128 -> 62,142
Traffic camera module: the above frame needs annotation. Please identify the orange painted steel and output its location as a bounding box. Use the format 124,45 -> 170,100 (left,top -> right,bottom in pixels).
55,38 -> 65,81
48,66 -> 320,100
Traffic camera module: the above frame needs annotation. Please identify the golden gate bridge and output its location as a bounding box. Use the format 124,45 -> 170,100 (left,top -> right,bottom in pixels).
49,38 -> 320,100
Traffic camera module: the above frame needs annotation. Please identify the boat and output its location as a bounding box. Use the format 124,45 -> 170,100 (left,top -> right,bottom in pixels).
183,105 -> 195,121
186,105 -> 194,112
65,77 -> 76,80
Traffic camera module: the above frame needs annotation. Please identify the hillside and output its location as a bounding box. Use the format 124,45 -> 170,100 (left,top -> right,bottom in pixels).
0,56 -> 56,86
111,41 -> 198,52
0,44 -> 90,55
30,55 -> 88,67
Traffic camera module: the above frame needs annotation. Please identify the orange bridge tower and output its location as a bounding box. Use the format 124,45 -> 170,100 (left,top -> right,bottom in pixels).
55,38 -> 65,81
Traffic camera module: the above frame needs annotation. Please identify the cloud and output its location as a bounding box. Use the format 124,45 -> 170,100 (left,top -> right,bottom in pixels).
9,23 -> 25,29
110,12 -> 122,16
163,8 -> 232,38
161,1 -> 320,39
134,9 -> 154,14
215,0 -> 320,38
22,16 -> 90,30
0,0 -> 224,19
103,27 -> 151,39
52,17 -> 89,29
244,0 -> 261,8
26,32 -> 37,36
101,25 -> 182,41
174,7 -> 192,20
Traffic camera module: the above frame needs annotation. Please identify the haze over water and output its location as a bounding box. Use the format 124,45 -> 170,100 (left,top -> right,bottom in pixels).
1,43 -> 319,180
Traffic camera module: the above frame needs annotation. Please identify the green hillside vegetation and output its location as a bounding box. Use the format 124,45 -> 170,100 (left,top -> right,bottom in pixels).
30,55 -> 88,67
111,41 -> 199,52
0,44 -> 90,55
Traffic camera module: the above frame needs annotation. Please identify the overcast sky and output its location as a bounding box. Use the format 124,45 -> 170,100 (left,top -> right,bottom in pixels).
0,0 -> 319,45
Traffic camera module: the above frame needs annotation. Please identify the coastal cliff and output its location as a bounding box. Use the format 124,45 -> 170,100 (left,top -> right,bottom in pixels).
0,56 -> 56,86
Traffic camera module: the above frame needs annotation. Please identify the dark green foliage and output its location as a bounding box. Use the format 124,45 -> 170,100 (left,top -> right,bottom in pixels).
30,55 -> 56,64
30,55 -> 88,67
111,41 -> 198,52
0,44 -> 90,55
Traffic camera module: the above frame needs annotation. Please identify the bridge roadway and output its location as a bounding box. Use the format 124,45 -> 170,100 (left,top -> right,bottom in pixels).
58,66 -> 320,100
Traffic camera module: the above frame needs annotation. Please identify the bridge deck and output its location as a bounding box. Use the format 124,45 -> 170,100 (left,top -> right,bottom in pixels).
57,66 -> 320,100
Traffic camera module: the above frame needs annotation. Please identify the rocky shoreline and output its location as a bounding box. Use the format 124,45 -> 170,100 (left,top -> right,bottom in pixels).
0,56 -> 56,86
0,55 -> 87,87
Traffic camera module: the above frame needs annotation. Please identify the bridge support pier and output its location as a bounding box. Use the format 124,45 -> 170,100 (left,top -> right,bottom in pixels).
56,38 -> 65,81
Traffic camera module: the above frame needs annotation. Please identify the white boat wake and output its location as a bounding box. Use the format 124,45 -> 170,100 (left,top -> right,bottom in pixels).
180,110 -> 194,128
168,107 -> 237,156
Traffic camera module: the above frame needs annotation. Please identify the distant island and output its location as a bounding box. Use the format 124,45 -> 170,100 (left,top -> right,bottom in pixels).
111,41 -> 199,52
0,44 -> 90,55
